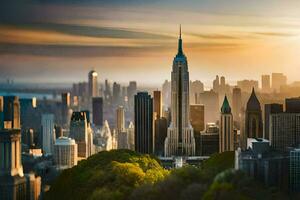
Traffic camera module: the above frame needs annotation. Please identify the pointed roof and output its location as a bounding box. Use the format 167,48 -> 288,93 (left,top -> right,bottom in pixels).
221,95 -> 231,114
176,24 -> 184,57
246,88 -> 261,111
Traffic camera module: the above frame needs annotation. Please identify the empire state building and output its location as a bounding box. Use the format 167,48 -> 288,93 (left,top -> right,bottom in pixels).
164,27 -> 196,157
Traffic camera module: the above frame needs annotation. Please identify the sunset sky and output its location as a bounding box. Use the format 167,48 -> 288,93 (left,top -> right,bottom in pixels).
1,0 -> 300,86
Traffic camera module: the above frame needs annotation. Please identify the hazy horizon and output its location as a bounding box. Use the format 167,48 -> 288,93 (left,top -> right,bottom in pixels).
1,0 -> 300,84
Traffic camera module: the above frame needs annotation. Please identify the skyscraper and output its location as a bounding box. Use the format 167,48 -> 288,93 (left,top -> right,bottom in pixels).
154,117 -> 168,156
153,90 -> 162,119
41,114 -> 55,155
134,92 -> 153,154
261,75 -> 271,93
244,89 -> 263,146
272,73 -> 287,92
164,27 -> 195,157
88,70 -> 98,98
190,80 -> 204,104
286,97 -> 300,113
162,80 -> 171,108
213,75 -> 220,93
112,82 -> 121,106
92,97 -> 103,127
70,111 -> 90,158
219,96 -> 234,152
61,92 -> 70,125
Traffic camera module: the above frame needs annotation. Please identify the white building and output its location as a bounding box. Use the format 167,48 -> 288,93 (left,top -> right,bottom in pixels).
41,114 -> 55,155
164,27 -> 195,157
54,136 -> 78,170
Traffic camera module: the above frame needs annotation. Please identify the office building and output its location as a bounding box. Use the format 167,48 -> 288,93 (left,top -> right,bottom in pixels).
25,173 -> 41,200
235,139 -> 288,190
162,80 -> 171,108
164,27 -> 195,157
219,96 -> 234,152
92,97 -> 103,126
264,104 -> 283,139
272,73 -> 287,92
117,131 -> 129,149
88,70 -> 98,98
41,114 -> 55,155
53,136 -> 78,170
213,75 -> 220,93
112,82 -> 121,106
270,113 -> 300,152
134,92 -> 153,154
3,96 -> 21,129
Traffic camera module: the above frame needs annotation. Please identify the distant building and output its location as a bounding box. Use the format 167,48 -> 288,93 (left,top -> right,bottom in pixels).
213,75 -> 220,93
219,96 -> 234,152
134,92 -> 153,154
237,80 -> 259,93
261,75 -> 271,93
92,97 -> 103,127
264,104 -> 283,140
190,80 -> 204,104
235,138 -> 289,191
244,89 -> 263,148
88,70 -> 98,98
127,122 -> 135,150
116,106 -> 126,134
25,173 -> 41,200
117,131 -> 129,149
198,91 -> 219,124
41,114 -> 55,155
272,73 -> 287,92
61,92 -> 71,125
112,82 -> 121,106
94,120 -> 113,152
162,80 -> 171,108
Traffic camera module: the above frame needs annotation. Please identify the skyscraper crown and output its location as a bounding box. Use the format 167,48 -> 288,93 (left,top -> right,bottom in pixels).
246,88 -> 261,111
176,25 -> 185,57
221,95 -> 232,114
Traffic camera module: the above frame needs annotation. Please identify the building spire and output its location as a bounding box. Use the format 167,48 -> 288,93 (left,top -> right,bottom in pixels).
177,24 -> 183,56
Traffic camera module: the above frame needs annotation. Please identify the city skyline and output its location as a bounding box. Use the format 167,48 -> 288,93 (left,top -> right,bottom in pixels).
1,0 -> 300,84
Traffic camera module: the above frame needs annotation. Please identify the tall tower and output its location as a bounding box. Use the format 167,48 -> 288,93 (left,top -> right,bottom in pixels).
219,96 -> 234,152
88,70 -> 98,98
164,26 -> 195,157
41,114 -> 55,155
